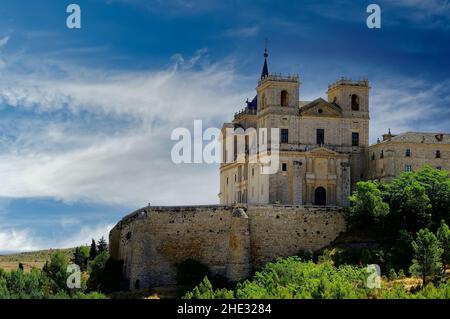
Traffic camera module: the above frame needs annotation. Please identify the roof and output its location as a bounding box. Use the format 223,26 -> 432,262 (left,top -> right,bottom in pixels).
300,98 -> 343,114
298,100 -> 312,107
261,49 -> 269,79
382,132 -> 450,144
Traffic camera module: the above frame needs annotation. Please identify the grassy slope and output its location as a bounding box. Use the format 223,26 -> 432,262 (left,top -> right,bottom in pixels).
0,248 -> 75,272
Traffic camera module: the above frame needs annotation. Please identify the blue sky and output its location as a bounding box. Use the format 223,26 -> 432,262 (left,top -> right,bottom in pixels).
0,0 -> 449,252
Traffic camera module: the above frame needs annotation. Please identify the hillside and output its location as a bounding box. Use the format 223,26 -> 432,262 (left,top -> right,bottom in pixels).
0,248 -> 75,272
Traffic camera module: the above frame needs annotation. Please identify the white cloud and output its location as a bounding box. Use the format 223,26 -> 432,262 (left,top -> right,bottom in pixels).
56,223 -> 114,248
0,228 -> 38,253
224,26 -> 259,38
0,51 -> 251,207
0,45 -> 448,211
0,223 -> 114,253
0,36 -> 9,48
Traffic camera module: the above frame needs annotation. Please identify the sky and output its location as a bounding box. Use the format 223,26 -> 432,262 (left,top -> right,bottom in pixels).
0,0 -> 449,253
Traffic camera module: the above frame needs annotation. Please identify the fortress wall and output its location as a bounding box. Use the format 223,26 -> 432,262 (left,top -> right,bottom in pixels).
247,206 -> 346,268
110,205 -> 346,290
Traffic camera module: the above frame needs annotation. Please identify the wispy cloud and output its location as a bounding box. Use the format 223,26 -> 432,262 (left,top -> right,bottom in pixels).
0,223 -> 114,253
224,26 -> 259,38
0,36 -> 9,48
382,0 -> 450,29
0,228 -> 36,253
370,77 -> 450,143
0,50 -> 250,207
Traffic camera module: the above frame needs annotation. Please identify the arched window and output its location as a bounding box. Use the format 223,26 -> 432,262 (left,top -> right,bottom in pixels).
351,94 -> 360,111
281,90 -> 288,106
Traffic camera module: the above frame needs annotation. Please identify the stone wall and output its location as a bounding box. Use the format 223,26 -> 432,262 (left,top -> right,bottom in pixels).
110,205 -> 346,290
368,141 -> 450,182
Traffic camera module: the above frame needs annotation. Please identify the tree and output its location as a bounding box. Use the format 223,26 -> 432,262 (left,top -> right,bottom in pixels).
386,175 -> 432,234
97,237 -> 108,254
89,239 -> 98,261
348,181 -> 389,229
386,167 -> 450,234
43,251 -> 70,293
87,252 -> 124,293
409,229 -> 443,286
437,220 -> 450,268
412,166 -> 450,226
387,229 -> 414,272
73,246 -> 89,272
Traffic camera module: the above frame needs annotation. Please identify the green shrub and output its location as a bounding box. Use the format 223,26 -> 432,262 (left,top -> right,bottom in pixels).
88,252 -> 125,293
388,269 -> 397,280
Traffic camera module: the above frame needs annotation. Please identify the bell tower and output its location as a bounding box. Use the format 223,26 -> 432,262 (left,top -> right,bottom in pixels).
255,46 -> 299,146
327,78 -> 370,187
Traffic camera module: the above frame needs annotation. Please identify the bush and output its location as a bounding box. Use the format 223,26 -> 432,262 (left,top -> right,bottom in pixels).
188,257 -> 371,299
184,277 -> 234,299
388,269 -> 397,280
185,256 -> 450,299
43,251 -> 70,293
88,252 -> 125,293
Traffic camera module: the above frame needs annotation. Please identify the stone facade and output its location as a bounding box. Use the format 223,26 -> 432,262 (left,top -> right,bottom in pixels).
109,205 -> 346,289
219,50 -> 449,206
219,51 -> 369,207
109,49 -> 450,291
368,131 -> 450,182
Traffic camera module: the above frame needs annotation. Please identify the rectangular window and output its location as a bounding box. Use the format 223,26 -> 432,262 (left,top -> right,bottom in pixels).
405,165 -> 412,172
352,132 -> 360,147
436,150 -> 441,158
405,149 -> 411,157
226,177 -> 229,185
317,129 -> 325,145
282,163 -> 287,172
252,167 -> 255,177
281,129 -> 289,144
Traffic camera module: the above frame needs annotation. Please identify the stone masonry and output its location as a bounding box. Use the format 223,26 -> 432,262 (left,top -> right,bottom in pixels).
109,205 -> 346,289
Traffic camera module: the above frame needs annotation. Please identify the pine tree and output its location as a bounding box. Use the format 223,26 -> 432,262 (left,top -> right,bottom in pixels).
436,220 -> 450,268
74,246 -> 89,271
409,228 -> 443,286
97,236 -> 108,254
89,239 -> 98,261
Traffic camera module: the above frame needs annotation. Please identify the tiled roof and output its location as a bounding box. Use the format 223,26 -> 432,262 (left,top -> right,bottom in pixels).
387,132 -> 450,144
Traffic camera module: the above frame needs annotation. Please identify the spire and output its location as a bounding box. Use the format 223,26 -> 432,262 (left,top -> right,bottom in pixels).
261,38 -> 269,79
